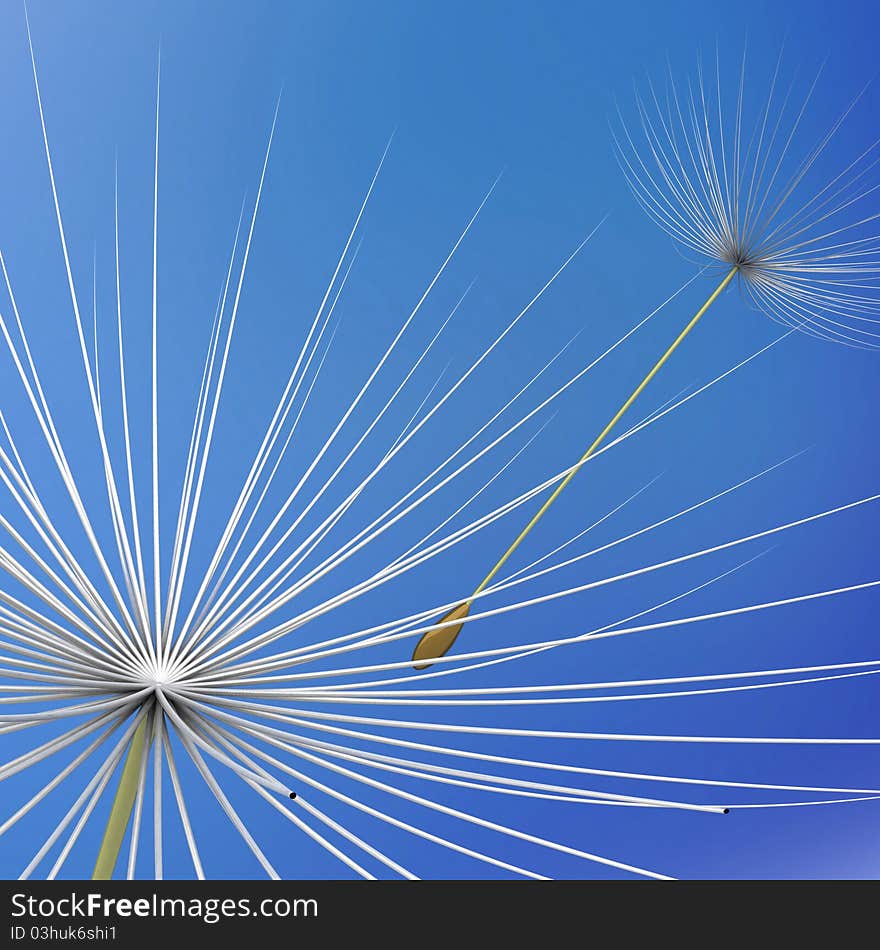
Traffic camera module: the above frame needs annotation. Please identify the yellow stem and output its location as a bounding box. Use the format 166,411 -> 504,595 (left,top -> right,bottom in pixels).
92,716 -> 148,880
411,266 -> 737,668
472,265 -> 738,596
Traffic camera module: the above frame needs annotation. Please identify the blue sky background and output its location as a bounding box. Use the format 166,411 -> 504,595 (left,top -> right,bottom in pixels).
0,0 -> 878,879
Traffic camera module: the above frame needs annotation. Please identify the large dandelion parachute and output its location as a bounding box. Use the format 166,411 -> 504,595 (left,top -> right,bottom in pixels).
1,20 -> 879,881
412,48 -> 880,666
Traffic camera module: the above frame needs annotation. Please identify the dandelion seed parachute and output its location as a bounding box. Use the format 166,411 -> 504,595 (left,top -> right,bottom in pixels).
615,50 -> 880,348
2,21 -> 879,882
412,49 -> 880,667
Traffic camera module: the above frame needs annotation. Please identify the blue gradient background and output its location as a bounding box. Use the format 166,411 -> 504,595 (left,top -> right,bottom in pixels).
0,0 -> 878,879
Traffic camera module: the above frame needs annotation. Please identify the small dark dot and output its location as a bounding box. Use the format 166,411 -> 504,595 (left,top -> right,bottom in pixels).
723,808 -> 730,815
289,791 -> 297,800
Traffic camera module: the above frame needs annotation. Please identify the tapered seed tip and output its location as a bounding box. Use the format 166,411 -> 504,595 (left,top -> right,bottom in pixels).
411,602 -> 471,669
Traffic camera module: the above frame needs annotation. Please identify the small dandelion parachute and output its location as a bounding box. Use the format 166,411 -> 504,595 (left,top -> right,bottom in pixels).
412,48 -> 880,666
2,16 -> 880,882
